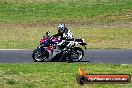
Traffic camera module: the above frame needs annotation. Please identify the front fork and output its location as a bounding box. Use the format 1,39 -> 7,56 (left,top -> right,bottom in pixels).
36,46 -> 46,56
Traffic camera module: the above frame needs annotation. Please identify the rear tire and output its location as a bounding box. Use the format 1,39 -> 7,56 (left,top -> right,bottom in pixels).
71,47 -> 84,61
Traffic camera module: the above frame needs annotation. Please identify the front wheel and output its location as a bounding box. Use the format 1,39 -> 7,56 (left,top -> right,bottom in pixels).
70,47 -> 84,62
32,49 -> 49,62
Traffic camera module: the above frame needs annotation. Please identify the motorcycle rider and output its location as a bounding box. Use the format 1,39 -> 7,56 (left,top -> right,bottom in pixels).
52,23 -> 74,60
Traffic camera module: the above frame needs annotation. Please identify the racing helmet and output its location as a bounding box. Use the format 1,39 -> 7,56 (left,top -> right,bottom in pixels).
57,24 -> 65,33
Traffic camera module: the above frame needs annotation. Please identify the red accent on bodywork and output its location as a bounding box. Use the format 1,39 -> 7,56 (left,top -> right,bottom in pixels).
52,38 -> 59,42
40,37 -> 49,44
47,46 -> 53,51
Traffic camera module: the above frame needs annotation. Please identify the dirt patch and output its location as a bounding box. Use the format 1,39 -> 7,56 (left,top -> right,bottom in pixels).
0,21 -> 132,30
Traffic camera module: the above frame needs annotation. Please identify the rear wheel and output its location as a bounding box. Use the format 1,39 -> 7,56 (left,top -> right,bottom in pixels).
70,47 -> 84,61
32,49 -> 49,62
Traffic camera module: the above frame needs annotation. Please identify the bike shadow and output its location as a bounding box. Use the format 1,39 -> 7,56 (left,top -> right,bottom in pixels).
38,60 -> 90,63
74,61 -> 90,63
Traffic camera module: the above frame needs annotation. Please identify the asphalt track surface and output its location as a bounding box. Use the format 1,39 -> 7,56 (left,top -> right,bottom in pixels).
0,49 -> 132,64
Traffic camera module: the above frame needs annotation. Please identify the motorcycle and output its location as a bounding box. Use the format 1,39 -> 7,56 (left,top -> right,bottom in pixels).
32,31 -> 87,62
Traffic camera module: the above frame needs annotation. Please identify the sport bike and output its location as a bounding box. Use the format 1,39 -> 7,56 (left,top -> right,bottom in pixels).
32,31 -> 87,62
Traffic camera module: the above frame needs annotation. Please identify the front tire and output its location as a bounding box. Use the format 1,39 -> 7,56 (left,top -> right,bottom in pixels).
32,49 -> 49,62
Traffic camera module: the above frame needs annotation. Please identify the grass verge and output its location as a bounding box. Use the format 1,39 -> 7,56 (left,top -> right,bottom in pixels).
0,0 -> 131,49
0,0 -> 131,24
0,27 -> 132,49
0,63 -> 132,88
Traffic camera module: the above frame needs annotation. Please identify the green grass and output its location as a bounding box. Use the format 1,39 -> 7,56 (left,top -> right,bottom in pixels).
0,0 -> 131,24
0,27 -> 132,49
0,63 -> 132,88
0,0 -> 132,49
0,1 -> 131,88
